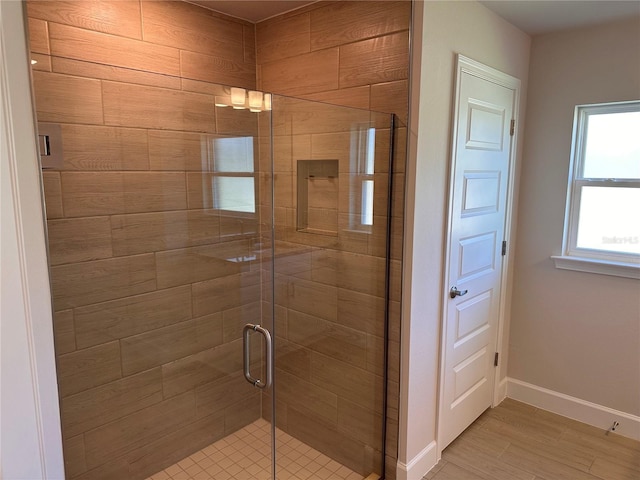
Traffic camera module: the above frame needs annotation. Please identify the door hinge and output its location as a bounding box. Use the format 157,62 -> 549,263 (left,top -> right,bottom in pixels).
501,240 -> 507,256
510,119 -> 515,136
494,352 -> 499,367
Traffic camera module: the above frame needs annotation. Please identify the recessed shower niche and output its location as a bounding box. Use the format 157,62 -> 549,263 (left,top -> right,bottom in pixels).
297,159 -> 339,235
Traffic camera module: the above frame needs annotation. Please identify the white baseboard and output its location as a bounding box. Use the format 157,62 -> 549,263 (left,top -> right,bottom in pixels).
494,376 -> 508,405
396,441 -> 438,480
507,377 -> 640,441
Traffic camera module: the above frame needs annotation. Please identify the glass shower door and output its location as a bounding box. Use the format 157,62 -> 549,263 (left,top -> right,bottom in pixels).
35,55 -> 276,479
34,52 -> 394,479
268,96 -> 394,480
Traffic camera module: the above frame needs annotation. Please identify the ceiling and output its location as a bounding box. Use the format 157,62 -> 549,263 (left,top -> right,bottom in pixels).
188,0 -> 640,34
479,0 -> 640,35
186,0 -> 317,22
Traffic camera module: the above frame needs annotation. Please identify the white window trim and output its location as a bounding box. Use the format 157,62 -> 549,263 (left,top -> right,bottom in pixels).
551,255 -> 639,279
553,100 -> 640,279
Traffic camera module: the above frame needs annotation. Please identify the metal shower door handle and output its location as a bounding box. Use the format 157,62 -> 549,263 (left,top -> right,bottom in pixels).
242,323 -> 272,389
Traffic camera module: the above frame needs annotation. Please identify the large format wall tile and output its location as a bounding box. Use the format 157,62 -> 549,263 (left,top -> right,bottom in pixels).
161,339 -> 244,398
243,25 -> 256,64
192,271 -> 261,317
53,310 -> 76,355
310,1 -> 410,51
277,275 -> 338,322
41,172 -> 64,218
28,18 -> 50,54
180,50 -> 256,89
57,342 -> 122,397
60,172 -> 126,217
337,288 -> 385,337
111,211 -> 220,256
337,397 -> 383,446
102,81 -> 215,132
299,85 -> 371,111
74,286 -> 192,349
339,31 -> 409,88
47,216 -> 113,265
287,309 -> 367,369
61,124 -> 149,171
195,373 -> 252,419
275,368 -> 338,423
286,406 -> 376,477
27,0 -> 143,40
371,79 -> 409,123
62,435 -> 87,478
155,244 -> 248,289
261,48 -> 339,96
60,172 -> 187,217
310,351 -> 384,415
83,392 -> 196,469
60,368 -> 163,438
50,254 -> 156,309
120,314 -> 223,375
51,56 -> 182,90
125,409 -> 228,479
49,23 -> 180,77
32,71 -> 103,125
256,12 -> 310,64
140,1 -> 244,61
147,130 -> 209,171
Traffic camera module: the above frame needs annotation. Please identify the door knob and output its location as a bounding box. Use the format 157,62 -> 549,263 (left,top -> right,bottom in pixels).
449,286 -> 468,299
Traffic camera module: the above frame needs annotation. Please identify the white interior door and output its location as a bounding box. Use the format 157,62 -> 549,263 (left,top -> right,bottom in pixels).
438,56 -> 519,450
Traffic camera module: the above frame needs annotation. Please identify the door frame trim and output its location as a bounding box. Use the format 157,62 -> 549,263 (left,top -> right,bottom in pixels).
436,54 -> 521,457
0,1 -> 65,477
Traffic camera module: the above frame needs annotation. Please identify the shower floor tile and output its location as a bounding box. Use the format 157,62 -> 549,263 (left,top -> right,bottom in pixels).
146,418 -> 368,480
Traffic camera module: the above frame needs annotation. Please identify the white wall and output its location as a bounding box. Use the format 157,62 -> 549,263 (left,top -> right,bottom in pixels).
508,17 -> 640,419
399,1 -> 530,477
0,1 -> 65,478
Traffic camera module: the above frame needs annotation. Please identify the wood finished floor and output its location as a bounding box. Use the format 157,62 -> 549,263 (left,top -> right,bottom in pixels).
423,399 -> 640,480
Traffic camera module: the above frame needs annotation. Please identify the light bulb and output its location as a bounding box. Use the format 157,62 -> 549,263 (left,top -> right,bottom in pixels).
248,90 -> 263,112
230,87 -> 246,109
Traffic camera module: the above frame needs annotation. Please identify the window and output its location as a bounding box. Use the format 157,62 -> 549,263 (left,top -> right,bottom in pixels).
211,136 -> 256,214
349,126 -> 376,231
553,101 -> 640,278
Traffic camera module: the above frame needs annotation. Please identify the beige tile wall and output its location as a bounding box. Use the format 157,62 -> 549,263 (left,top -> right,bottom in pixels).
256,2 -> 410,478
27,1 -> 261,479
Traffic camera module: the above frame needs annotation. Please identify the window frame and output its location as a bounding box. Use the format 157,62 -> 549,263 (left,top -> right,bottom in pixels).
348,124 -> 377,233
208,135 -> 258,217
553,100 -> 640,278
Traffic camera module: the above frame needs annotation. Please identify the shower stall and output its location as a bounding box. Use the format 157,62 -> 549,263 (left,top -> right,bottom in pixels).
27,1 -> 409,478
35,57 -> 401,479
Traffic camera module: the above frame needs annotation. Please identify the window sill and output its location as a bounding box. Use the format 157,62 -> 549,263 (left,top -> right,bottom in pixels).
551,255 -> 640,279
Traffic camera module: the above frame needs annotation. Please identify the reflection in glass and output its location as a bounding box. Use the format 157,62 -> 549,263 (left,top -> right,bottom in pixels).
213,176 -> 256,213
350,126 -> 376,231
212,136 -> 256,213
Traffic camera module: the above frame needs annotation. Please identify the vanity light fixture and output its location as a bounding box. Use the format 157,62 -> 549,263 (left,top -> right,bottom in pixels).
215,87 -> 271,113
